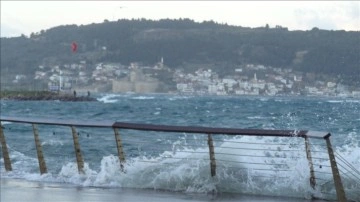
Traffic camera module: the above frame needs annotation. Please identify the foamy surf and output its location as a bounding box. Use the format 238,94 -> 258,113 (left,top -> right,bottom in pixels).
3,133 -> 359,201
97,94 -> 122,103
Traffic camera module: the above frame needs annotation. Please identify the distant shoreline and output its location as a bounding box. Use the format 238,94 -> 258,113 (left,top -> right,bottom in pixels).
0,90 -> 97,102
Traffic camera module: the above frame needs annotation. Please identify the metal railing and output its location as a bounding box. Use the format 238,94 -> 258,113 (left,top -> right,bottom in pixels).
0,115 -> 356,201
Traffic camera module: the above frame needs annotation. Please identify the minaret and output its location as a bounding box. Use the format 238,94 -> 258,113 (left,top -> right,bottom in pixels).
59,70 -> 62,91
160,57 -> 164,69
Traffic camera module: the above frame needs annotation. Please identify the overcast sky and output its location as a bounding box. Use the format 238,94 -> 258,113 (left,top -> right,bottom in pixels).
1,1 -> 359,37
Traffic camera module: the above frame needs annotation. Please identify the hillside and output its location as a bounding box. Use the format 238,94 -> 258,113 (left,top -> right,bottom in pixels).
1,18 -> 359,85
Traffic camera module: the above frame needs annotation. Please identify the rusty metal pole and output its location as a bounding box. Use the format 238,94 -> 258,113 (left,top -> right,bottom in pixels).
325,136 -> 346,202
32,124 -> 47,174
0,124 -> 12,171
71,126 -> 84,174
207,134 -> 216,177
113,128 -> 126,173
304,136 -> 316,190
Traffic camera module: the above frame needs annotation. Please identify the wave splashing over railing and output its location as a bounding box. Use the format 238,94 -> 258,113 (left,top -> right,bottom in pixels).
1,116 -> 359,201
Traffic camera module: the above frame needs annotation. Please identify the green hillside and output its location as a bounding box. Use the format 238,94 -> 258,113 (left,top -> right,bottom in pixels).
1,18 -> 359,83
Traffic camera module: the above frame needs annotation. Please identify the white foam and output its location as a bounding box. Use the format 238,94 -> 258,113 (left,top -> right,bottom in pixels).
2,134 -> 359,201
131,96 -> 155,100
345,99 -> 360,103
41,140 -> 64,146
97,94 -> 121,103
168,96 -> 192,101
327,100 -> 343,103
247,116 -> 267,120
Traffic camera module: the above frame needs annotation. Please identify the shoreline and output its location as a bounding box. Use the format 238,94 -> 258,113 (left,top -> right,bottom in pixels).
1,90 -> 358,102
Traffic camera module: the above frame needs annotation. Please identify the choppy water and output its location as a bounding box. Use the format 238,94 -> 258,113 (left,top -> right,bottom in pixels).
1,94 -> 359,201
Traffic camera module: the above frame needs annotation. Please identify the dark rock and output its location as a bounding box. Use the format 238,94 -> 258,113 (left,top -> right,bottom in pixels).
2,94 -> 97,102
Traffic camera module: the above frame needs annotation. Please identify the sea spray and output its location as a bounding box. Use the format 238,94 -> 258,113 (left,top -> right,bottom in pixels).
1,94 -> 359,201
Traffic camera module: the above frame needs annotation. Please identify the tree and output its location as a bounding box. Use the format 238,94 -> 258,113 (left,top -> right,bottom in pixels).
311,27 -> 319,31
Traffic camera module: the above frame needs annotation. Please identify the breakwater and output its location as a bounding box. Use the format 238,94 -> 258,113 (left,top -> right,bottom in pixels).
0,91 -> 97,101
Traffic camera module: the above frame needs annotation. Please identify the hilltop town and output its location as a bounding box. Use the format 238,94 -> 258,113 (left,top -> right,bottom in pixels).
10,58 -> 360,98
2,19 -> 359,98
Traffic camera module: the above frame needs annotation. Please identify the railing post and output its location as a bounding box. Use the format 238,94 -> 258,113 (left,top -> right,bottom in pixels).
71,126 -> 84,174
113,128 -> 126,172
207,134 -> 216,177
304,136 -> 316,190
0,124 -> 12,171
32,124 -> 47,174
324,135 -> 346,202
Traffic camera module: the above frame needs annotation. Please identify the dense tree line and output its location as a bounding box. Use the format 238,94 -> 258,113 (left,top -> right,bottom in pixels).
1,18 -> 359,82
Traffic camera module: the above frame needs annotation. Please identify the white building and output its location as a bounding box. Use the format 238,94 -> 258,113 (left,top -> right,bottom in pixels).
239,81 -> 249,90
352,91 -> 360,97
235,89 -> 246,95
208,84 -> 218,94
327,82 -> 337,88
222,78 -> 237,87
251,82 -> 266,90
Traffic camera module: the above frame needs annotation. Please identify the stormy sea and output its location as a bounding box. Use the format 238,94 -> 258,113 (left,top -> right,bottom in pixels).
1,93 -> 359,202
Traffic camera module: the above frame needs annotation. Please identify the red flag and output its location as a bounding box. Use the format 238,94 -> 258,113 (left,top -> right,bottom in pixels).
71,42 -> 78,52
